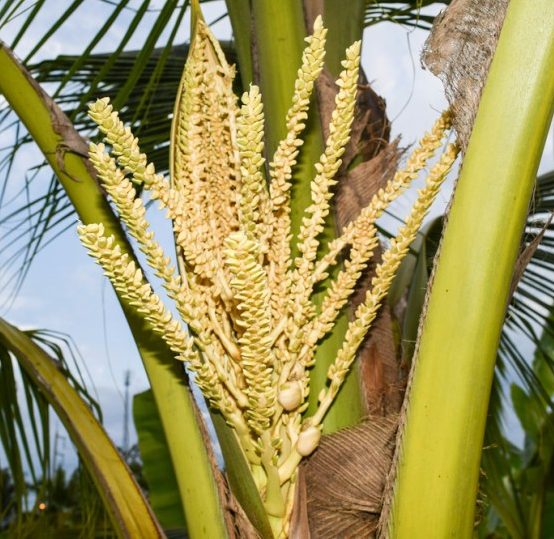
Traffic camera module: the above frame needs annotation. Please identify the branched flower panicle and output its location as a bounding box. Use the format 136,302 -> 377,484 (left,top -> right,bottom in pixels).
295,40 -> 361,277
286,39 -> 362,356
78,222 -> 259,463
311,109 -> 452,287
79,14 -> 457,538
84,130 -> 242,400
298,111 -> 453,365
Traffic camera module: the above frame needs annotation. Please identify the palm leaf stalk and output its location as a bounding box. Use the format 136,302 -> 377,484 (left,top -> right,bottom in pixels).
0,41 -> 229,538
321,0 -> 366,76
78,15 -> 457,537
384,0 -> 554,536
392,160 -> 554,538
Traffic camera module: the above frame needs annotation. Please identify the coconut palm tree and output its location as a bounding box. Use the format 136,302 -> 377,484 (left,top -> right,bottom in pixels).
0,0 -> 553,537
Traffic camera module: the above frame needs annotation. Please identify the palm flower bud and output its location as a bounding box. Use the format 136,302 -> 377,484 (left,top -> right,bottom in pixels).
278,381 -> 303,411
296,425 -> 321,456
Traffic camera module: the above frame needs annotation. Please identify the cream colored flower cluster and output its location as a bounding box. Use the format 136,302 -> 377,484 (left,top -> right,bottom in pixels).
78,16 -> 457,537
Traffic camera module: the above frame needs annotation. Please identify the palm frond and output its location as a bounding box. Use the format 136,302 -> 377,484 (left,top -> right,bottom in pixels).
0,325 -> 102,533
364,1 -> 450,29
477,172 -> 554,535
479,378 -> 528,539
502,170 -> 554,409
0,317 -> 164,536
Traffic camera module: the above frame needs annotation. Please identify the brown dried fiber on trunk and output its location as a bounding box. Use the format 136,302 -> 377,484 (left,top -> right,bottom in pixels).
299,416 -> 398,538
226,491 -> 263,539
421,0 -> 510,151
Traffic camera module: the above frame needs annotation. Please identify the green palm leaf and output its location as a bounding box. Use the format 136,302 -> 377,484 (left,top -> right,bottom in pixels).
0,0 -> 196,298
364,1 -> 451,29
476,170 -> 554,537
501,171 -> 554,410
0,322 -> 159,536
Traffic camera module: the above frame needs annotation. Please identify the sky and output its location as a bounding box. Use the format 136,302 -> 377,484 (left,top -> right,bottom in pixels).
1,0 -> 553,474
